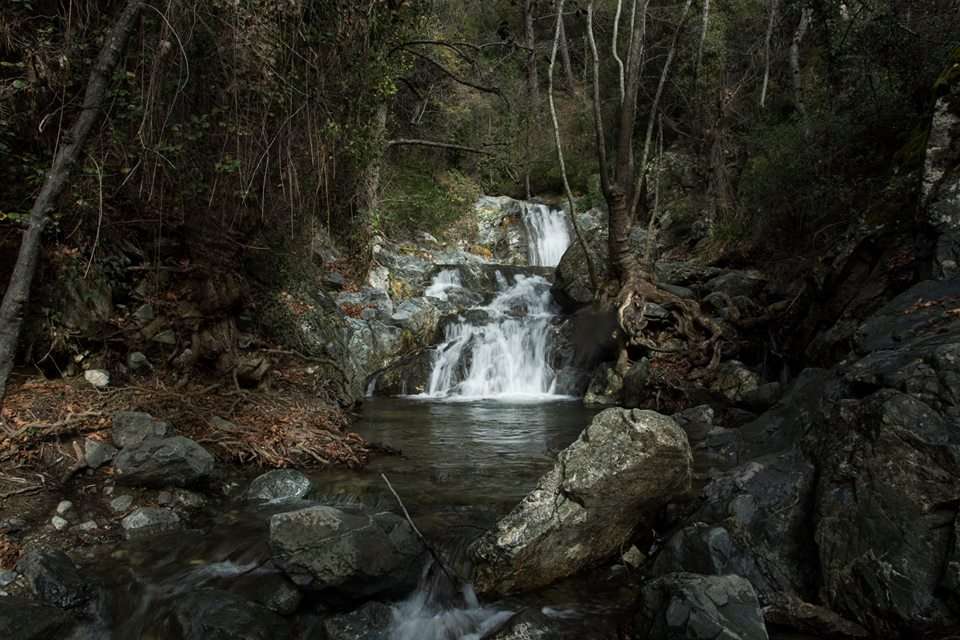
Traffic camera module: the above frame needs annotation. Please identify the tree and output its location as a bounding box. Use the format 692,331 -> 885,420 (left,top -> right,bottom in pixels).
0,0 -> 144,404
583,0 -> 724,367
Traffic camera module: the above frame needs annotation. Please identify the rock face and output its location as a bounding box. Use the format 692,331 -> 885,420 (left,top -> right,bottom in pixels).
471,408 -> 692,594
246,470 -> 312,502
674,279 -> 960,637
923,58 -> 960,279
635,573 -> 769,640
269,505 -> 425,598
114,436 -> 215,488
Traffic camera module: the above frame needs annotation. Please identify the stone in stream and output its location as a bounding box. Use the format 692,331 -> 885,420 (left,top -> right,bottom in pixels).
121,507 -> 181,539
16,549 -> 97,609
111,411 -> 174,448
0,597 -> 77,639
269,505 -> 425,599
470,408 -> 692,595
246,469 -> 313,502
113,436 -> 214,488
323,601 -> 393,640
173,588 -> 291,639
635,573 -> 769,640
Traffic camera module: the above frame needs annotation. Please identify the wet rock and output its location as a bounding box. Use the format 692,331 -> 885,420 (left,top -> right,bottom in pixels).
247,573 -> 302,616
621,358 -> 651,408
84,438 -> 117,469
114,436 -> 214,488
651,524 -> 760,584
553,366 -> 592,396
111,411 -> 174,448
741,382 -> 781,412
0,597 -> 77,639
16,549 -> 95,609
484,608 -> 556,640
247,470 -> 313,502
269,505 -> 425,598
323,601 -> 392,640
173,588 -> 290,640
636,573 -> 769,640
83,369 -> 110,388
120,507 -> 181,539
471,408 -> 692,595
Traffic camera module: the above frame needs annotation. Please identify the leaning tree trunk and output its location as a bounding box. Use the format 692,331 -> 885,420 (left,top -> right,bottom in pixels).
0,0 -> 143,405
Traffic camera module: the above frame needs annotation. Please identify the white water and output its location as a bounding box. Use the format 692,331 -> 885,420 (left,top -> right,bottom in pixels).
424,269 -> 463,301
422,273 -> 559,400
522,203 -> 570,267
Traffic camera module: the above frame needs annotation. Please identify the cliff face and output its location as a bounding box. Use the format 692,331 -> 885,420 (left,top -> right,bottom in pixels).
923,54 -> 960,280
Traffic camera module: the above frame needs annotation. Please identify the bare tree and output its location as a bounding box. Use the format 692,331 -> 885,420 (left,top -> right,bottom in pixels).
791,5 -> 813,138
524,0 -> 539,198
760,0 -> 780,108
583,0 -> 723,367
548,0 -> 598,293
0,0 -> 144,404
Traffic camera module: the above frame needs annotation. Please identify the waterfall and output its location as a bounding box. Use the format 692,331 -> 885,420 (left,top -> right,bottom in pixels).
422,273 -> 560,400
522,203 -> 570,267
424,269 -> 463,301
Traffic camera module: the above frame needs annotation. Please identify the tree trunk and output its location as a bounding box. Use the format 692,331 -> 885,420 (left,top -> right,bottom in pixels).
0,0 -> 143,405
558,14 -> 577,93
791,6 -> 813,139
760,0 -> 780,108
524,0 -> 539,199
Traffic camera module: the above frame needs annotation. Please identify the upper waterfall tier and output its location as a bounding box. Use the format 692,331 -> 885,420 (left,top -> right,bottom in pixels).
521,203 -> 571,267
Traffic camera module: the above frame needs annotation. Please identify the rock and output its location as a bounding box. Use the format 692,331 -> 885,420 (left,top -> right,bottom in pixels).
111,411 -> 174,448
121,507 -> 181,539
84,438 -> 117,469
55,501 -> 72,516
172,489 -> 206,509
323,271 -> 347,291
651,524 -> 759,583
133,303 -> 155,324
83,369 -> 110,388
51,516 -> 69,531
635,573 -> 769,640
247,573 -> 302,616
75,521 -> 98,532
710,361 -> 761,403
741,382 -> 781,412
621,358 -> 651,408
471,408 -> 692,594
552,366 -> 592,397
0,570 -> 15,587
583,362 -> 623,406
126,351 -> 151,373
16,549 -> 95,609
922,59 -> 960,279
151,329 -> 177,345
114,436 -> 214,488
173,588 -> 290,640
323,601 -> 392,640
247,470 -> 313,502
623,546 -> 647,569
0,597 -> 77,639
763,596 -> 870,639
269,505 -> 425,598
703,270 -> 767,299
110,495 -> 134,513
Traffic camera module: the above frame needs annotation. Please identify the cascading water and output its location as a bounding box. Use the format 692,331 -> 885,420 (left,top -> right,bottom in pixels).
521,203 -> 571,267
423,273 -> 559,399
420,201 -> 572,400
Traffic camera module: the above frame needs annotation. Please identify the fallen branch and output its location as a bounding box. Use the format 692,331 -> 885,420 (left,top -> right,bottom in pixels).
0,485 -> 44,500
381,473 -> 462,588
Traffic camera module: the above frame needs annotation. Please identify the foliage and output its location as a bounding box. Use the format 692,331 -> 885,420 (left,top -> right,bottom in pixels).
379,162 -> 481,236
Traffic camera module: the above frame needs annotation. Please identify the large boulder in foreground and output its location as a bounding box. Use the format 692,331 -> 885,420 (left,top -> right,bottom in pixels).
471,408 -> 692,594
635,573 -> 769,640
269,505 -> 425,599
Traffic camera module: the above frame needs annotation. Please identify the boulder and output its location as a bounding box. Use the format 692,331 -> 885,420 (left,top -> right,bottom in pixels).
246,470 -> 313,502
84,438 -> 117,469
111,411 -> 174,448
269,505 -> 425,598
709,361 -> 761,404
173,588 -> 290,640
245,573 -> 302,616
0,598 -> 76,639
121,507 -> 181,539
114,436 -> 214,487
471,408 -> 692,594
635,573 -> 769,640
16,549 -> 96,609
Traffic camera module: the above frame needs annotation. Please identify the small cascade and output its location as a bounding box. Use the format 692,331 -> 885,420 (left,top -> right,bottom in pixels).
423,273 -> 560,400
424,269 -> 462,301
521,203 -> 571,267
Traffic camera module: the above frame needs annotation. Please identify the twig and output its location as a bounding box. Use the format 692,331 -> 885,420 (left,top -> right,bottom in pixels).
380,473 -> 461,587
0,485 -> 43,500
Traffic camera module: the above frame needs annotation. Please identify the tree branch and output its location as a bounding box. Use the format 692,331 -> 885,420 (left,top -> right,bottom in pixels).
386,139 -> 496,155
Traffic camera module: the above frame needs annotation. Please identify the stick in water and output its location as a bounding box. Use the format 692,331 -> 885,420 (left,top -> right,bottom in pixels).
380,472 -> 462,587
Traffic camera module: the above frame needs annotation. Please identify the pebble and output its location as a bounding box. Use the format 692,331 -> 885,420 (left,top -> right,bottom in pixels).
51,516 -> 69,531
110,495 -> 134,513
56,501 -> 73,516
83,369 -> 110,388
75,521 -> 99,532
0,570 -> 16,587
